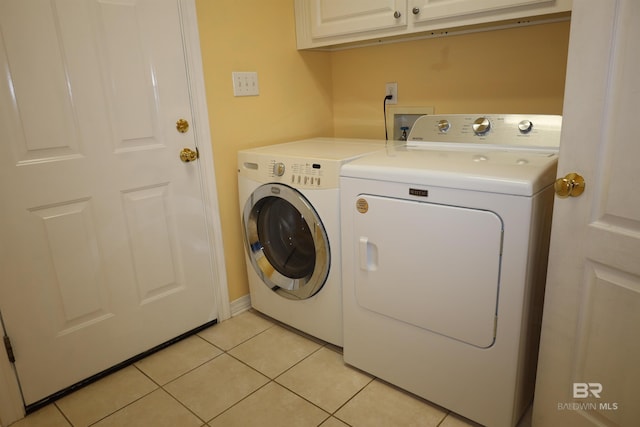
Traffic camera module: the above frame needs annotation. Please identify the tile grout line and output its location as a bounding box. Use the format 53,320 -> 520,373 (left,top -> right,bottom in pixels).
205,314 -> 374,427
196,319 -> 277,352
138,363 -> 211,427
153,318 -> 280,426
201,324 -> 337,426
327,376 -> 377,423
184,320 -> 296,425
52,401 -> 74,427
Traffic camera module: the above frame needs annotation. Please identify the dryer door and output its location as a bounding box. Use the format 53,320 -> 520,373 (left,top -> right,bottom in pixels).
353,194 -> 503,348
243,183 -> 330,300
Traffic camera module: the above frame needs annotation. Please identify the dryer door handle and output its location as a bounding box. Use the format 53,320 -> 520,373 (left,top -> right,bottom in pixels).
359,237 -> 378,271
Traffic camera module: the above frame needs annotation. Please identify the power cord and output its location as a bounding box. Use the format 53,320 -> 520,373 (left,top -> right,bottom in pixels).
383,94 -> 393,141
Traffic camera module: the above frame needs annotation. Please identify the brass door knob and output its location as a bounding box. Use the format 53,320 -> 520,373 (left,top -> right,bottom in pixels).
180,147 -> 198,163
176,118 -> 189,133
554,173 -> 585,198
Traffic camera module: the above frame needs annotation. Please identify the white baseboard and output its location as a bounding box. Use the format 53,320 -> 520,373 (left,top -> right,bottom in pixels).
229,294 -> 251,317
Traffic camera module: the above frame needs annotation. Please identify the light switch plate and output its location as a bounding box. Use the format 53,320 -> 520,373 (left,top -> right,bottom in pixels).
232,72 -> 259,96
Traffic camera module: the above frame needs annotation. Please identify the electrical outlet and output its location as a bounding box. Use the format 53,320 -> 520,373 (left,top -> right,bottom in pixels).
232,72 -> 259,96
385,82 -> 398,105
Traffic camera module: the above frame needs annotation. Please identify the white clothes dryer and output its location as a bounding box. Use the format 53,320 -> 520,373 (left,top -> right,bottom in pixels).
238,137 -> 387,346
339,115 -> 562,427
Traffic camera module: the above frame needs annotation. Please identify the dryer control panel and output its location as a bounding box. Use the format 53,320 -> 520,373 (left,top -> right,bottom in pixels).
408,114 -> 562,148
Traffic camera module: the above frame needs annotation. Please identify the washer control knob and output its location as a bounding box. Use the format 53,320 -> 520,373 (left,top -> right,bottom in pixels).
518,120 -> 533,133
273,162 -> 285,177
472,117 -> 491,135
437,119 -> 450,132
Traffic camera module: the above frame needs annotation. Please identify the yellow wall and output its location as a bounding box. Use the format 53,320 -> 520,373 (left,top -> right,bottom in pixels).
196,0 -> 334,301
331,21 -> 571,139
196,1 -> 571,303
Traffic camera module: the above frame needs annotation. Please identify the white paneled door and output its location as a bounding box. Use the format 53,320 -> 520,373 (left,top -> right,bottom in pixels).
534,0 -> 640,425
0,0 -> 223,407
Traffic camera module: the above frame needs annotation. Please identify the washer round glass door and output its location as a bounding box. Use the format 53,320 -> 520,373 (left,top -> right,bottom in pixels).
243,183 -> 330,300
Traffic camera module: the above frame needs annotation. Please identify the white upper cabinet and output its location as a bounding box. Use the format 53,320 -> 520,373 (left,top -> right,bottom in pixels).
309,0 -> 407,39
411,0 -> 565,25
295,0 -> 571,49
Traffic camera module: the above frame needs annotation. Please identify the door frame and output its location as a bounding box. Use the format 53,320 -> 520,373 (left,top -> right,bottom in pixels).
0,1 -> 229,423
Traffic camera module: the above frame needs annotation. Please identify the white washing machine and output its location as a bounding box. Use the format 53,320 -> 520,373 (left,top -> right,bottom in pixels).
340,115 -> 562,427
238,137 -> 388,346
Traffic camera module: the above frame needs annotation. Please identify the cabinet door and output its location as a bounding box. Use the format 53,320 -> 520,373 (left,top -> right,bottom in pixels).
310,0 -> 407,38
411,0 -> 556,23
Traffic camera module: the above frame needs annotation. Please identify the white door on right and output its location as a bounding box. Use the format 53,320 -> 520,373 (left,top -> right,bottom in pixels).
534,0 -> 640,426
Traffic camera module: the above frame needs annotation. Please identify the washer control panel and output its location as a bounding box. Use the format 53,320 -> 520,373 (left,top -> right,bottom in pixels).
240,155 -> 340,189
408,114 -> 562,148
280,160 -> 325,188
238,138 -> 389,190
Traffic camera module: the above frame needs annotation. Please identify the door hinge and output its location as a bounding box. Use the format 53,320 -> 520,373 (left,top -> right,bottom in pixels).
3,335 -> 15,363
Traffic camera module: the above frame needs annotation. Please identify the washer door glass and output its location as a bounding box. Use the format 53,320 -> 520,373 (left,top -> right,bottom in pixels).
243,183 -> 330,300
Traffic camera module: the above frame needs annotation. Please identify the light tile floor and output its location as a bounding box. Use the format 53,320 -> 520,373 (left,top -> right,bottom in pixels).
10,310 -> 532,427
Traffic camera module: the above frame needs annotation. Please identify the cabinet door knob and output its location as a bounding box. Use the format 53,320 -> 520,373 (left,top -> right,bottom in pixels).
393,10 -> 402,19
412,7 -> 420,14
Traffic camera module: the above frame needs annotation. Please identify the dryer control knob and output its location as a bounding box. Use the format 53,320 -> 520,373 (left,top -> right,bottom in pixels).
472,117 -> 491,135
518,120 -> 533,133
273,162 -> 285,177
437,119 -> 450,132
